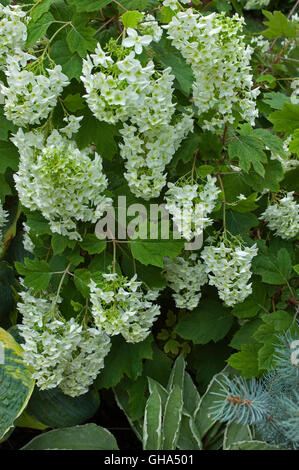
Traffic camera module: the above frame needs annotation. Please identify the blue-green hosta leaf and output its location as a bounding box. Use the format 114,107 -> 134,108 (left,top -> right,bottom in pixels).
161,384 -> 183,450
22,423 -> 118,450
177,414 -> 202,450
143,384 -> 163,450
182,372 -> 200,419
195,372 -> 228,439
0,328 -> 35,440
26,387 -> 100,428
167,354 -> 185,392
223,422 -> 252,450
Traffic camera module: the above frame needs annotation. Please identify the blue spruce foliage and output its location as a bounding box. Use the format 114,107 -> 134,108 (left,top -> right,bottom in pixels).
210,328 -> 299,449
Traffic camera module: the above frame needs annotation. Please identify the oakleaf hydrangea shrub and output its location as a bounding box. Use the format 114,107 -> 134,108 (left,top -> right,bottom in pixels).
0,0 -> 297,450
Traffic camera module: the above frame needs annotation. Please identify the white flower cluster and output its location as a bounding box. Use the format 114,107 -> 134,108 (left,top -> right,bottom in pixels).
82,42 -> 193,199
0,201 -> 8,246
260,192 -> 299,240
271,136 -> 299,173
0,4 -> 27,70
1,51 -> 69,127
165,10 -> 259,132
201,242 -> 258,306
164,253 -> 207,310
244,0 -> 270,10
290,79 -> 299,105
138,14 -> 163,43
89,273 -> 161,343
120,112 -> 193,199
12,121 -> 111,240
81,44 -> 156,125
18,290 -> 111,396
165,175 -> 220,240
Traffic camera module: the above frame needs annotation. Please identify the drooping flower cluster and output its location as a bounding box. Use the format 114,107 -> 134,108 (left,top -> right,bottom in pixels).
0,200 -> 8,246
165,10 -> 259,132
164,253 -> 207,310
18,289 -> 111,396
119,112 -> 193,199
201,242 -> 258,306
12,121 -> 111,240
1,51 -> 69,126
0,4 -> 27,70
82,42 -> 193,199
89,273 -> 161,343
81,44 -> 156,125
260,192 -> 299,240
165,175 -> 220,240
